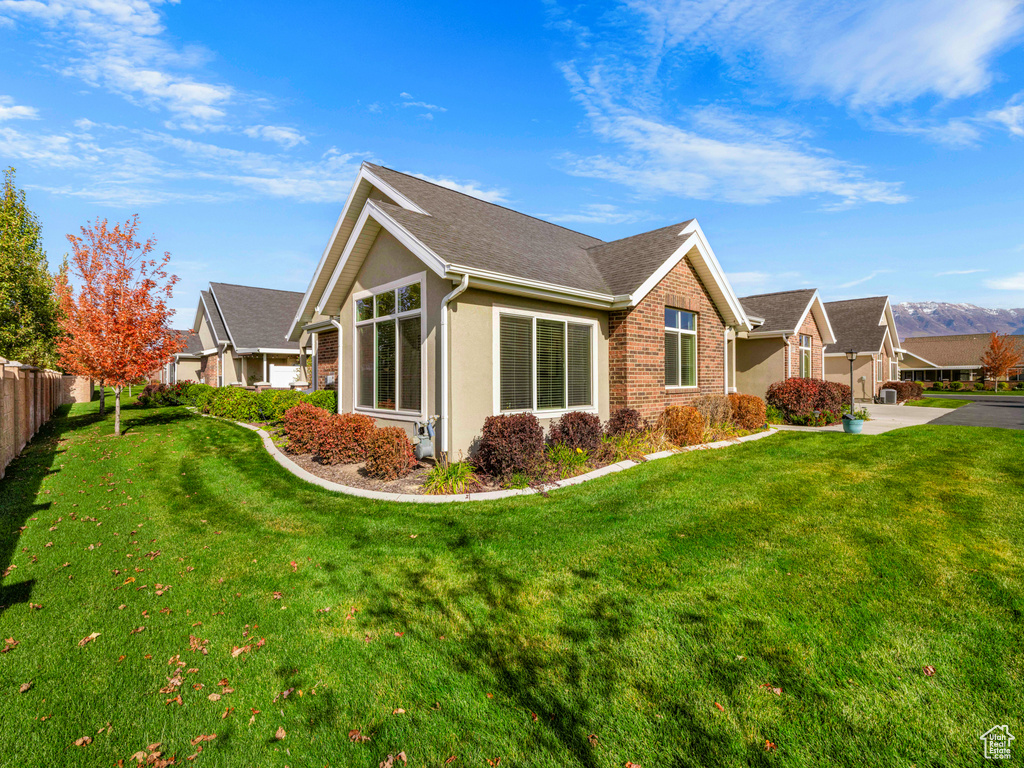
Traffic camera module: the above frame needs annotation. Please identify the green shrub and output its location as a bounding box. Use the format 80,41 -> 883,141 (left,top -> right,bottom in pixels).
547,443 -> 590,478
315,413 -> 376,465
765,404 -> 784,425
301,390 -> 337,413
254,389 -> 302,422
423,455 -> 479,495
207,387 -> 262,421
948,381 -> 962,391
365,427 -> 418,480
999,381 -> 1011,391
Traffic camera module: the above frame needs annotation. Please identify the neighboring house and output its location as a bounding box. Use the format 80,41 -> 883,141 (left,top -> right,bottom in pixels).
158,330 -> 204,384
733,289 -> 836,399
288,163 -> 754,457
899,333 -> 1024,382
823,296 -> 903,400
192,282 -> 306,387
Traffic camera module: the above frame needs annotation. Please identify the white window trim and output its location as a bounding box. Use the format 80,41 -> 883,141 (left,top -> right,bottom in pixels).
799,334 -> 812,378
665,310 -> 698,390
351,272 -> 428,422
491,305 -> 599,418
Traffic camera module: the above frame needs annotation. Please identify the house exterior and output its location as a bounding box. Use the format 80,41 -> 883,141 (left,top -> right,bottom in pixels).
288,163 -> 754,457
899,333 -> 1024,383
191,283 -> 306,387
159,330 -> 204,384
733,289 -> 836,399
822,296 -> 903,400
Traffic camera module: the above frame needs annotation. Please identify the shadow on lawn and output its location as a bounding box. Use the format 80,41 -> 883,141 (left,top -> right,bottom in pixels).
0,404 -> 77,618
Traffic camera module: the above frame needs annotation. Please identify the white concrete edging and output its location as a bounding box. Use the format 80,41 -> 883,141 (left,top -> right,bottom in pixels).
204,413 -> 778,503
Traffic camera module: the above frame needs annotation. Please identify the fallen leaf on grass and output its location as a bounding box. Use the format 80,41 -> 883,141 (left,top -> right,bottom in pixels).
392,708 -> 406,715
625,763 -> 641,768
380,753 -> 408,768
764,740 -> 777,752
208,693 -> 221,702
221,707 -> 234,719
587,734 -> 598,747
73,736 -> 93,746
274,726 -> 286,740
129,626 -> 145,635
486,759 -> 500,767
348,729 -> 371,743
923,665 -> 936,677
190,735 -> 216,746
713,702 -> 724,712
29,603 -> 42,610
272,591 -> 283,600
759,684 -> 782,696
78,632 -> 101,647
444,758 -> 457,766
2,638 -> 20,653
290,561 -> 297,572
165,695 -> 183,706
19,682 -> 32,693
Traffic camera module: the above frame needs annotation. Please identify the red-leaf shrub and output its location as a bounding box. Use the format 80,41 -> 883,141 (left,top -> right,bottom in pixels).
476,413 -> 544,479
765,378 -> 851,422
881,381 -> 922,403
659,405 -> 703,446
315,413 -> 376,465
549,411 -> 602,452
728,394 -> 767,430
136,382 -> 167,406
364,427 -> 418,480
282,402 -> 328,454
606,407 -> 643,436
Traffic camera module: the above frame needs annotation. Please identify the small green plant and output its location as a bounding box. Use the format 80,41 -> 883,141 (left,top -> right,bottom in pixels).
765,404 -> 784,424
547,443 -> 590,478
502,471 -> 532,490
423,454 -> 479,495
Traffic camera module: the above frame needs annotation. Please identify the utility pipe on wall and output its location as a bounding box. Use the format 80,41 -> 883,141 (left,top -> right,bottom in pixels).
330,318 -> 343,413
440,274 -> 469,456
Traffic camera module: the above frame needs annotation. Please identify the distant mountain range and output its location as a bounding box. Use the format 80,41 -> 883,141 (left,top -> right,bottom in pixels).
894,302 -> 1024,339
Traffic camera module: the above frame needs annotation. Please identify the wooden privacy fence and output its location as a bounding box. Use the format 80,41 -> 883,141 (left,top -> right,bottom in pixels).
0,358 -> 85,480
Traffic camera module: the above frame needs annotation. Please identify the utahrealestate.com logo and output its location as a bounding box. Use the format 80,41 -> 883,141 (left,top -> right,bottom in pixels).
981,725 -> 1015,760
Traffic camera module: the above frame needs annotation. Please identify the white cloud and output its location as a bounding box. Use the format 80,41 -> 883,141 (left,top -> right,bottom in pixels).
400,92 -> 447,112
936,268 -> 987,276
0,95 -> 39,121
411,173 -> 509,204
985,93 -> 1024,136
559,63 -> 907,207
628,0 -> 1024,108
544,203 -> 647,225
984,272 -> 1024,290
0,0 -> 234,122
838,269 -> 893,289
872,115 -> 983,147
242,124 -> 307,148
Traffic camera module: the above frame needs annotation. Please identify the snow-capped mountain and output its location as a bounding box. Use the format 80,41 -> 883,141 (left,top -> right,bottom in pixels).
895,302 -> 1024,339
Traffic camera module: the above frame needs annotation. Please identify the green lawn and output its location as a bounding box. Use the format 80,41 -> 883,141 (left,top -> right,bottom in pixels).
2,400 -> 1023,767
906,397 -> 971,409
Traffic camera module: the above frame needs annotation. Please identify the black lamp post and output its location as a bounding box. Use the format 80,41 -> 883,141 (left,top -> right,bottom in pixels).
845,349 -> 858,414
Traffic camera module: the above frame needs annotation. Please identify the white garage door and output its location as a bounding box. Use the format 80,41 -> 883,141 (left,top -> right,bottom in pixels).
269,364 -> 300,388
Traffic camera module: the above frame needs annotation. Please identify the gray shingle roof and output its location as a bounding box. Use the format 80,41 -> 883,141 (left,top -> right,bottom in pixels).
208,282 -> 303,351
200,290 -> 228,343
739,289 -> 817,334
174,330 -> 204,356
823,296 -> 889,354
366,164 -> 695,297
901,333 -> 1024,367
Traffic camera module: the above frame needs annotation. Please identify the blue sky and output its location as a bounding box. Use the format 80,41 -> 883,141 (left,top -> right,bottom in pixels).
2,0 -> 1024,322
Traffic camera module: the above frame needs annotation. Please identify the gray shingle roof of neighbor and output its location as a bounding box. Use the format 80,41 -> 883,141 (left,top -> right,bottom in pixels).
200,290 -> 228,343
823,296 -> 890,354
174,330 -> 204,356
208,282 -> 303,351
739,289 -> 817,334
901,333 -> 1024,367
365,164 -> 696,297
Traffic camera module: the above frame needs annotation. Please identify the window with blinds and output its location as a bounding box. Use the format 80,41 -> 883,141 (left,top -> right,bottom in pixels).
665,308 -> 697,387
799,334 -> 812,378
498,313 -> 594,412
355,279 -> 423,413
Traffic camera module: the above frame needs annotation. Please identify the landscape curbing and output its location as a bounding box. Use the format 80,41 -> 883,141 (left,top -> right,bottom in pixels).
209,414 -> 779,503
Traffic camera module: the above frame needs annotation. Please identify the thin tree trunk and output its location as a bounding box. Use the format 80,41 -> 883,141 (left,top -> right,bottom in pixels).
99,380 -> 106,416
114,385 -> 122,436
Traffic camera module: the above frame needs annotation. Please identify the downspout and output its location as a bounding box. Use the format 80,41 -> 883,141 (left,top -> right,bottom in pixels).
440,274 -> 470,456
330,319 -> 343,413
723,327 -> 730,394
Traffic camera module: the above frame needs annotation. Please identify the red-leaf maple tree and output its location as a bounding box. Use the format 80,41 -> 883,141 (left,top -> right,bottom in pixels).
55,216 -> 185,435
980,332 -> 1023,391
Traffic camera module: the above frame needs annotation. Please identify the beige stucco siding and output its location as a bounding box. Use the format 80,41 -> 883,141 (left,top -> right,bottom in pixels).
196,309 -> 217,351
448,288 -> 610,458
735,338 -> 786,400
825,355 -> 875,400
175,359 -> 202,383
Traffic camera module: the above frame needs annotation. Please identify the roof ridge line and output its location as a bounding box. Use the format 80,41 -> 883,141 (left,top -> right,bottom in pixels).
209,281 -> 304,296
365,163 -> 606,243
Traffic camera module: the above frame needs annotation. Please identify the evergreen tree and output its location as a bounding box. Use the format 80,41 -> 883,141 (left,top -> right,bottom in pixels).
0,168 -> 61,367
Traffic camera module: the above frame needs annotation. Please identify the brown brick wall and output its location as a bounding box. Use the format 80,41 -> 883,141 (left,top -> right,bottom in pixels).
316,330 -> 339,391
608,254 -> 727,421
786,309 -> 824,380
200,354 -> 218,387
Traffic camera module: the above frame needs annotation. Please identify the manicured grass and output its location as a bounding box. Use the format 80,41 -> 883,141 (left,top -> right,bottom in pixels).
906,397 -> 971,409
2,400 -> 1023,767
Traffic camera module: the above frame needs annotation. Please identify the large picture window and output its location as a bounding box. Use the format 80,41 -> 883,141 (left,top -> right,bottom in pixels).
799,334 -> 812,378
665,308 -> 697,387
498,312 -> 595,413
355,278 -> 422,414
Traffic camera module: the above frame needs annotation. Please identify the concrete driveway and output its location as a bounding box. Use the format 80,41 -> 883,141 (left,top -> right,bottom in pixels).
776,403 -> 951,434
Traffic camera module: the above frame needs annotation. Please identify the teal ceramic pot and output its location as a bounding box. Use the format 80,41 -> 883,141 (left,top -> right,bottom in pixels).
842,416 -> 864,434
